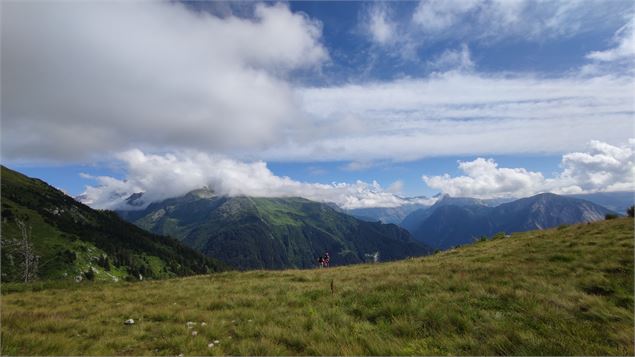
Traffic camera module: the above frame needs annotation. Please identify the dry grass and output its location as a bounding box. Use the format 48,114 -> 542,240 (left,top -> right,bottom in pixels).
2,218 -> 633,355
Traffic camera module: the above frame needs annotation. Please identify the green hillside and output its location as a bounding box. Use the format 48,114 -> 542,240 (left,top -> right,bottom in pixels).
119,191 -> 430,269
2,218 -> 632,355
0,166 -> 226,283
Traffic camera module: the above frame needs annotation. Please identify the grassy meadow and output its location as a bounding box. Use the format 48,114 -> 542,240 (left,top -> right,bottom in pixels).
1,218 -> 633,355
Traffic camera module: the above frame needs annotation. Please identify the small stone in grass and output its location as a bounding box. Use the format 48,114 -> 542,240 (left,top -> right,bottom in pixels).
201,322 -> 207,326
191,331 -> 198,337
124,319 -> 135,325
208,343 -> 214,348
214,340 -> 220,344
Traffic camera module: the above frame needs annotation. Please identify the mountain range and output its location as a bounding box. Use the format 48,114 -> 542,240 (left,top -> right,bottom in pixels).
117,189 -> 430,270
0,166 -> 225,283
342,200 -> 429,225
3,164 -> 629,280
401,193 -> 616,249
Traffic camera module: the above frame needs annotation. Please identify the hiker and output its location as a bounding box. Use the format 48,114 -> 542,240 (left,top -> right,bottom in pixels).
317,256 -> 324,268
323,252 -> 330,267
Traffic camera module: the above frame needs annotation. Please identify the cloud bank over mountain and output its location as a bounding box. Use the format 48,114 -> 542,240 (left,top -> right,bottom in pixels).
80,140 -> 633,210
423,140 -> 635,199
79,149 -> 434,210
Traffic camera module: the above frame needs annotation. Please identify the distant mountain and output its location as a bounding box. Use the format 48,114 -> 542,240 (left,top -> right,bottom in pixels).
566,191 -> 634,215
118,189 -> 430,270
0,166 -> 225,283
400,195 -> 487,232
404,193 -> 615,250
344,203 -> 429,225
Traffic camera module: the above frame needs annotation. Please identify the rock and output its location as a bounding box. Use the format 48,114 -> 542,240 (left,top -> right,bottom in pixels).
191,331 -> 198,337
178,354 -> 184,357
200,322 -> 207,326
208,343 -> 214,348
124,319 -> 135,325
214,340 -> 220,344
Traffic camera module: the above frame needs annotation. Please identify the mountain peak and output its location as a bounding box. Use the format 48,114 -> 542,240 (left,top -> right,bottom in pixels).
186,187 -> 216,199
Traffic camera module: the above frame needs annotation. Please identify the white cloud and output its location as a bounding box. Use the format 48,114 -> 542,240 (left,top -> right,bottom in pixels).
423,158 -> 550,199
427,44 -> 474,71
387,180 -> 405,194
79,149 -> 418,210
422,140 -> 635,199
411,0 -> 631,43
2,1 -> 633,167
559,139 -> 635,193
413,0 -> 481,33
586,19 -> 634,62
1,1 -> 327,161
286,72 -> 634,161
366,4 -> 395,45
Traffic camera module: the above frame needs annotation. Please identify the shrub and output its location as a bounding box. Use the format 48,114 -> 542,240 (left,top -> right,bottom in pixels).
627,205 -> 634,218
83,269 -> 95,281
605,214 -> 619,220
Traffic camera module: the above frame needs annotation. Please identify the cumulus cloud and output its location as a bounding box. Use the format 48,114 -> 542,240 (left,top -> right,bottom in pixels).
558,140 -> 635,193
423,158 -> 550,199
422,140 -> 635,199
79,149 -> 420,210
1,1 -> 327,161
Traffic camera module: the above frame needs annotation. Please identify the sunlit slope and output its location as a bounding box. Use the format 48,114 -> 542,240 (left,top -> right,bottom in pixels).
0,166 -> 225,282
2,218 -> 633,355
119,192 -> 430,269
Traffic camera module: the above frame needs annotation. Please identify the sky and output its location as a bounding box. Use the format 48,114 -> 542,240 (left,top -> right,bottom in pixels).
2,0 -> 634,209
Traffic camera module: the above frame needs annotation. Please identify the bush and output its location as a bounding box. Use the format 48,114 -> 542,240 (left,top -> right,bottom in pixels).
83,269 -> 95,281
605,214 -> 619,220
627,205 -> 634,218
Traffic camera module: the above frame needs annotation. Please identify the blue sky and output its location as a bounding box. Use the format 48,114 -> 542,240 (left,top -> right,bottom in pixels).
2,1 -> 633,208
